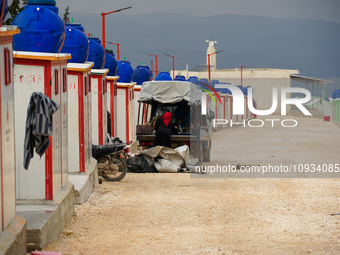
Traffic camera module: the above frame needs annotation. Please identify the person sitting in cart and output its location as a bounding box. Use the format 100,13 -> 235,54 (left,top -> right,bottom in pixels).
155,112 -> 179,147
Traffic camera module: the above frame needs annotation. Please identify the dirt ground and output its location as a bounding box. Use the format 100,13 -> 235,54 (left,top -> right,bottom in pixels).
45,116 -> 340,255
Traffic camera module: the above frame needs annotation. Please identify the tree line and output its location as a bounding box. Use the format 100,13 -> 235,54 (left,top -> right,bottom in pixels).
3,0 -> 70,25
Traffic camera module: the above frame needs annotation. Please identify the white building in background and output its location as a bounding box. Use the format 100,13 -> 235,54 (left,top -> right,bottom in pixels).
206,38 -> 217,72
174,39 -> 332,116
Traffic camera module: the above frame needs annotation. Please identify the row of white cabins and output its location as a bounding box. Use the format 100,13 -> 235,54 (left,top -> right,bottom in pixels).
0,27 -> 336,253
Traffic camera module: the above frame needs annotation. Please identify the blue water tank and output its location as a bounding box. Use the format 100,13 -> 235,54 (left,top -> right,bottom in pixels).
218,83 -> 231,94
132,65 -> 153,85
117,61 -> 133,83
105,50 -> 118,76
174,75 -> 186,81
13,4 -> 65,53
24,3 -> 58,12
90,37 -> 102,45
332,89 -> 340,99
187,76 -> 199,85
145,66 -> 153,78
236,85 -> 247,95
220,89 -> 227,94
88,38 -> 105,69
0,0 -> 8,24
244,86 -> 251,96
65,23 -> 85,32
27,0 -> 56,5
60,26 -> 89,63
200,79 -> 209,83
200,79 -> 210,91
211,80 -> 219,86
155,72 -> 172,81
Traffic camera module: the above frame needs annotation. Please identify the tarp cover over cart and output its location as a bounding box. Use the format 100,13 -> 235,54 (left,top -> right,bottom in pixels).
137,81 -> 213,163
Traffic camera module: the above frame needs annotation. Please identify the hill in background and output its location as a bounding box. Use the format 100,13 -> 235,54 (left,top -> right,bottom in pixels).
69,12 -> 340,96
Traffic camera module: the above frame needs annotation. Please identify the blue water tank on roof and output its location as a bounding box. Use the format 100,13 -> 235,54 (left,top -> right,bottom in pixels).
220,88 -> 231,94
132,65 -> 152,85
65,23 -> 85,32
60,26 -> 89,63
218,82 -> 231,94
117,61 -> 133,83
145,66 -> 153,79
332,89 -> 340,99
27,0 -> 56,5
24,3 -> 58,13
236,85 -> 247,95
90,37 -> 102,45
174,75 -> 186,81
104,50 -> 118,76
211,80 -> 219,86
0,0 -> 8,24
13,3 -> 65,53
88,38 -> 105,69
187,76 -> 199,85
244,86 -> 251,96
200,79 -> 210,91
155,72 -> 172,81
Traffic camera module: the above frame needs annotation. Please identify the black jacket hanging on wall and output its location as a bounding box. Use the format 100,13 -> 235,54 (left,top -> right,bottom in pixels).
23,92 -> 59,170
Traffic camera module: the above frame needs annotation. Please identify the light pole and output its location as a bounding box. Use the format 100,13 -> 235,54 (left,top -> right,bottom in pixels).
146,53 -> 158,77
207,50 -> 224,83
164,54 -> 175,79
150,60 -> 153,77
106,41 -> 120,60
101,6 -> 132,49
241,64 -> 250,87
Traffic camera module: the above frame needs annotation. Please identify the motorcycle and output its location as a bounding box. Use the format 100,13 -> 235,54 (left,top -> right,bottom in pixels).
92,136 -> 128,182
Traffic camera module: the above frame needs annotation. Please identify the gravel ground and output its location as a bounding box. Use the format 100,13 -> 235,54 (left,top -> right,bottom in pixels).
44,116 -> 340,255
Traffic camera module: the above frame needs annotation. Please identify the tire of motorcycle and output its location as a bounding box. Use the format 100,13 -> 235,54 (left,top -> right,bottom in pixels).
101,156 -> 128,182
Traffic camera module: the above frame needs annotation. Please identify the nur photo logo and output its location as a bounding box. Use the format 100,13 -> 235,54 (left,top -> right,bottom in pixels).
199,83 -> 312,128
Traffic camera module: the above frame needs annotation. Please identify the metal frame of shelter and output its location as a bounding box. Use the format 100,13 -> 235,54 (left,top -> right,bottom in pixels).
290,75 -> 333,112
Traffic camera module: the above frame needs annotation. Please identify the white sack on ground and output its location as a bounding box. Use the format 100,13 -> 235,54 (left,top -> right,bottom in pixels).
174,145 -> 189,163
139,146 -> 189,173
154,159 -> 179,173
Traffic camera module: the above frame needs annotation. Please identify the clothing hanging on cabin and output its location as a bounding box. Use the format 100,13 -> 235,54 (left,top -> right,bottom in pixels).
23,92 -> 59,170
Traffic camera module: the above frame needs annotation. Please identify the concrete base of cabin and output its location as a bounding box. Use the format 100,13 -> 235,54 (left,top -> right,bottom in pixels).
16,182 -> 75,252
68,158 -> 99,205
0,216 -> 27,255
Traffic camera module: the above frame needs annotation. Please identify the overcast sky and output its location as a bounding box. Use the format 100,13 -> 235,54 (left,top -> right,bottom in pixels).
50,0 -> 340,23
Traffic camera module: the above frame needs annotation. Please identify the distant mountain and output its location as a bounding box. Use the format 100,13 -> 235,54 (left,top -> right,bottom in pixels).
69,12 -> 340,94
